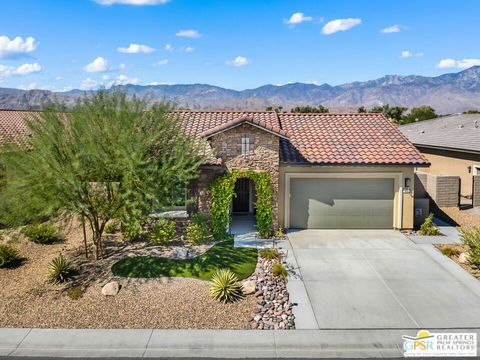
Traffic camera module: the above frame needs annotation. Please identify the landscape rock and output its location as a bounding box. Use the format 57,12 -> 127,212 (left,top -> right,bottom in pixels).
241,280 -> 256,295
458,252 -> 469,264
101,281 -> 120,296
248,251 -> 295,330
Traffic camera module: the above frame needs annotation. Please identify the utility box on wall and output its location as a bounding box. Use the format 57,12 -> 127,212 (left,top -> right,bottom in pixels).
414,198 -> 430,228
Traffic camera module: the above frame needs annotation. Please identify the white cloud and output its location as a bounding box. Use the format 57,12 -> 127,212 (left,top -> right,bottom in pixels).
80,78 -> 98,90
102,75 -> 110,80
165,44 -> 173,51
0,62 -> 42,78
284,12 -> 313,25
15,63 -> 42,75
83,56 -> 109,72
437,58 -> 480,69
19,82 -> 37,90
109,74 -> 139,86
322,18 -> 362,35
180,46 -> 194,53
175,29 -> 201,39
119,63 -> 126,70
95,0 -> 169,5
381,24 -> 402,33
117,43 -> 155,53
56,75 -> 62,80
154,59 -> 168,66
0,36 -> 38,58
225,56 -> 250,67
401,50 -> 423,58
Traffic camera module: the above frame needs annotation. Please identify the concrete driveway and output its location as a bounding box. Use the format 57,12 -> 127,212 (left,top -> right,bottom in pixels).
287,229 -> 480,329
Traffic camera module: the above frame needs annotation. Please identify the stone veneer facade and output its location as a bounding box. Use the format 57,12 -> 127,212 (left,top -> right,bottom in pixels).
193,123 -> 280,228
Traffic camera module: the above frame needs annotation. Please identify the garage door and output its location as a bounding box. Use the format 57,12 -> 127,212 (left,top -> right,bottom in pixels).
289,178 -> 394,229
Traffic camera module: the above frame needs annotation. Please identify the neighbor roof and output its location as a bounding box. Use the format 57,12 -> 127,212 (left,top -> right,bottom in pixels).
0,109 -> 428,166
400,114 -> 480,154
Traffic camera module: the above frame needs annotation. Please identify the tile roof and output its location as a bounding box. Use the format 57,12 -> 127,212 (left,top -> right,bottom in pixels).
400,114 -> 480,154
173,110 -> 281,137
0,109 -> 428,166
199,116 -> 289,139
0,109 -> 36,147
279,113 -> 429,165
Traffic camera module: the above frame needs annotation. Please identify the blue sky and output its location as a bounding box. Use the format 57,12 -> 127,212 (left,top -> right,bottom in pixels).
0,0 -> 479,91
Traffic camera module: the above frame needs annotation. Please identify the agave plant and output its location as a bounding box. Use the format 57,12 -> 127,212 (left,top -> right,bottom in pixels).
47,254 -> 74,284
209,268 -> 243,303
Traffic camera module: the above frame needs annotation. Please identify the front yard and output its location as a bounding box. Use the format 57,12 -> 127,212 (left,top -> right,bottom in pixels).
0,218 -> 258,329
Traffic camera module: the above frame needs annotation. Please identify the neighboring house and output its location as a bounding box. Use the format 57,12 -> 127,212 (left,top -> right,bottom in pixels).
400,114 -> 480,199
0,109 -> 429,230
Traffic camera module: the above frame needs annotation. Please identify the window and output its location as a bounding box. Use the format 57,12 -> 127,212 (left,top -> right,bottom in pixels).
241,136 -> 250,155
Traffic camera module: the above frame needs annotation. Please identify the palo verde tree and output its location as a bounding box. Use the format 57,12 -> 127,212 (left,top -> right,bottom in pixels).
0,91 -> 207,259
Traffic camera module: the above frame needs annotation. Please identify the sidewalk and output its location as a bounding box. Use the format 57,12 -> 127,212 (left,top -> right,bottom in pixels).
3,328 -> 479,358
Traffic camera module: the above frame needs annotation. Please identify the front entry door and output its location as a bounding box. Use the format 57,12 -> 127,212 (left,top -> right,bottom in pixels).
233,178 -> 250,212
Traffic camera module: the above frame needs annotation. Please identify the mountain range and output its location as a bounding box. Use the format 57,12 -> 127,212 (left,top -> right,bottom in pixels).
1,66 -> 480,113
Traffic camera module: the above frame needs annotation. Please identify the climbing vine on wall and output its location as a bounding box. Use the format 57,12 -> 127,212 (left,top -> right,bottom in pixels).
210,170 -> 273,239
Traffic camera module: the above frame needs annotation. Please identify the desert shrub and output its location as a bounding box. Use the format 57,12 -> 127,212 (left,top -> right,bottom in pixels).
272,262 -> 287,280
0,244 -> 18,268
420,214 -> 439,236
260,247 -> 279,260
121,217 -> 143,242
149,218 -> 175,244
24,223 -> 60,244
186,214 -> 210,244
273,228 -> 285,239
461,227 -> 480,266
209,268 -> 243,303
105,221 -> 120,234
66,286 -> 85,300
440,246 -> 459,257
47,254 -> 74,283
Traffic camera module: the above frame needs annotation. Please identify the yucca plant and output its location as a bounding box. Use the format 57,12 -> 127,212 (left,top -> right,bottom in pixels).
0,244 -> 19,268
47,254 -> 74,283
209,268 -> 243,303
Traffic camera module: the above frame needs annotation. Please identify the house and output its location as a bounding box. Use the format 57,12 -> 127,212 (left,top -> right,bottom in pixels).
400,114 -> 480,202
0,109 -> 429,230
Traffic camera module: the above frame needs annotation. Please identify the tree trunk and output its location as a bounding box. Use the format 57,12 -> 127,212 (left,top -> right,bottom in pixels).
81,214 -> 88,259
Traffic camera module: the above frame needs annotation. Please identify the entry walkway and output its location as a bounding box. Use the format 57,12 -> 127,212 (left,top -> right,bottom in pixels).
230,214 -> 263,248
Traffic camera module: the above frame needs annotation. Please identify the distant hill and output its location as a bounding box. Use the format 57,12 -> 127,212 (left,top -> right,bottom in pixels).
1,66 -> 480,113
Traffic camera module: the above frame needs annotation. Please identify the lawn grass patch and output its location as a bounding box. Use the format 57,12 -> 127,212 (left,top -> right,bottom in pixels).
111,240 -> 258,280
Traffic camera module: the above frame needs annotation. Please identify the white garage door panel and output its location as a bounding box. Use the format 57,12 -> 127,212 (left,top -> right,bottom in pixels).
290,178 -> 394,229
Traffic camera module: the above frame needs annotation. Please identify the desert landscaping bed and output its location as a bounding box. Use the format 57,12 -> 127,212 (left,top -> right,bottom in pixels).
439,207 -> 480,229
435,243 -> 480,281
0,219 -> 257,329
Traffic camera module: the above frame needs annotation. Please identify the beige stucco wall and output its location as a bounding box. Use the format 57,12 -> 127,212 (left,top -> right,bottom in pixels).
278,166 -> 415,229
417,147 -> 480,197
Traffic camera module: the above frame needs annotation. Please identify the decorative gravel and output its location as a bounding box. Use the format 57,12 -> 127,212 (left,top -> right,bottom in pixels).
248,253 -> 295,330
435,244 -> 480,281
0,220 -> 256,329
439,207 -> 480,229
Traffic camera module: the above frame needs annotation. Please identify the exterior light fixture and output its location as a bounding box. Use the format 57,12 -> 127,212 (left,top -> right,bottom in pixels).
405,178 -> 411,192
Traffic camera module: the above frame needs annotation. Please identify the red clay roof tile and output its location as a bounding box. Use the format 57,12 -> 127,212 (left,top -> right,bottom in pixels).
0,109 -> 428,166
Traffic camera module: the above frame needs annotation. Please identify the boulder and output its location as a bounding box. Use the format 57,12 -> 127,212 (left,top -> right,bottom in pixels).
458,252 -> 469,264
242,280 -> 256,295
101,281 -> 120,296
